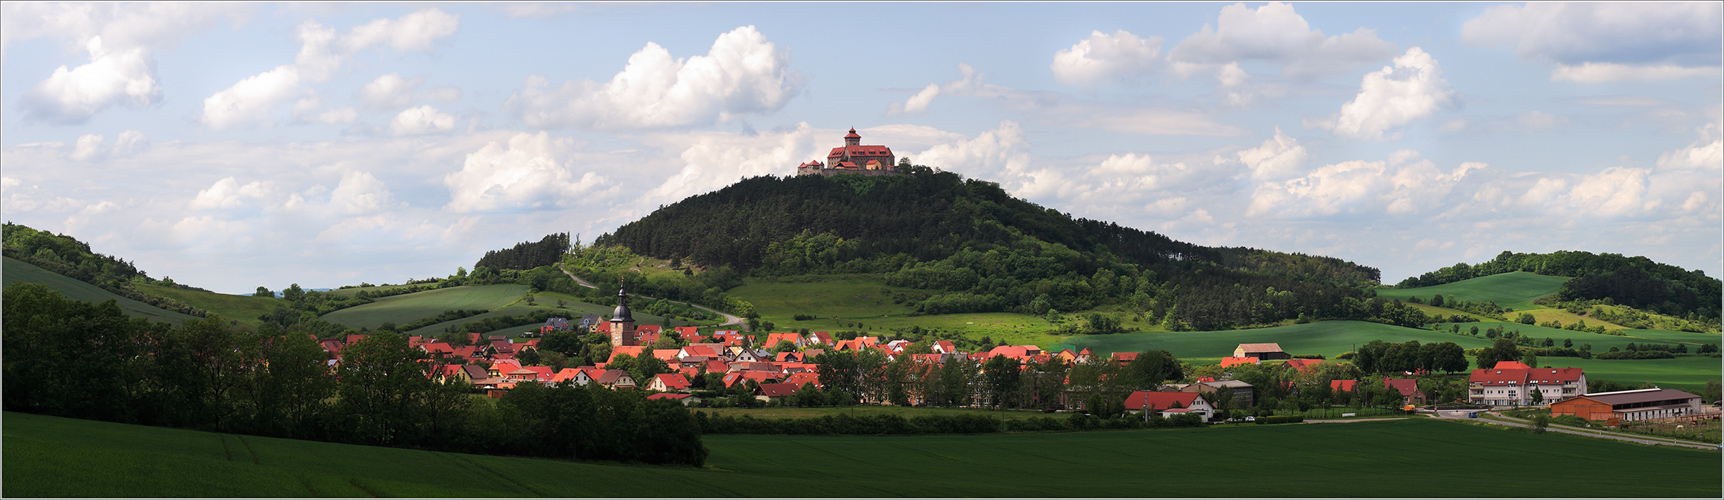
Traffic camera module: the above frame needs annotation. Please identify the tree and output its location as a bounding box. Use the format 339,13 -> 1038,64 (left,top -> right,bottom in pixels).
1430,294 -> 1444,307
771,340 -> 798,355
1530,385 -> 1544,405
283,283 -> 305,302
1521,352 -> 1538,369
254,286 -> 274,298
517,348 -> 543,366
982,355 -> 1022,409
1532,414 -> 1549,434
1517,312 -> 1535,324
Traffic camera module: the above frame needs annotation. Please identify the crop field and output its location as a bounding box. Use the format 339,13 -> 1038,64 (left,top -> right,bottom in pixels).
1536,356 -> 1721,392
6,412 -> 1718,497
324,283 -> 425,298
1376,272 -> 1568,311
1434,321 -> 1719,351
2,256 -> 194,325
1407,303 -> 1497,322
134,282 -> 282,330
695,406 -> 1050,421
729,275 -> 920,320
1065,321 -> 1497,359
1512,307 -> 1629,330
321,284 -> 529,330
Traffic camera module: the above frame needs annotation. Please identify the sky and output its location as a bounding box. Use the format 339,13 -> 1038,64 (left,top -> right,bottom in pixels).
2,2 -> 1719,295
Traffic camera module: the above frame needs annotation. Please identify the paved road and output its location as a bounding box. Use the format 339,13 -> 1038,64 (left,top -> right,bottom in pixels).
1440,411 -> 1719,450
556,263 -> 748,331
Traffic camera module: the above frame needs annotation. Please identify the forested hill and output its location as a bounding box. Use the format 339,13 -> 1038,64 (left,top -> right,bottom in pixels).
1397,250 -> 1721,319
595,171 -> 1386,330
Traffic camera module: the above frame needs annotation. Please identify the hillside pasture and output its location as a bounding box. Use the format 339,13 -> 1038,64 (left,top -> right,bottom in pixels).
729,275 -> 919,320
1376,272 -> 1568,311
1066,321 -> 1497,360
5,412 -> 1718,498
1436,321 -> 1718,352
1512,307 -> 1629,330
1533,356 -> 1721,393
321,284 -> 529,330
323,283 -> 425,298
134,282 -> 282,330
2,256 -> 194,325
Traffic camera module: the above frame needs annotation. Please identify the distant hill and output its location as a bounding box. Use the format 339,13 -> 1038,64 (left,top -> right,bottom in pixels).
1396,250 -> 1721,320
2,223 -> 210,319
593,171 -> 1386,331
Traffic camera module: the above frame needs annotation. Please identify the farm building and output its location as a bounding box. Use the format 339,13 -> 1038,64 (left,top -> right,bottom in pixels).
1467,361 -> 1586,406
1123,391 -> 1215,423
1233,343 -> 1290,360
1550,388 -> 1705,422
1382,378 -> 1427,405
1220,356 -> 1259,368
1177,379 -> 1255,408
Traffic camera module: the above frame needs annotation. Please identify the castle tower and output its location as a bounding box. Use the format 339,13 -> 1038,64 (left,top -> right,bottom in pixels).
844,128 -> 861,146
609,288 -> 636,347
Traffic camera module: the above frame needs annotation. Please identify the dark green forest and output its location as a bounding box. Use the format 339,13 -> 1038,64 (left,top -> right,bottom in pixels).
1395,250 -> 1721,319
593,171 -> 1385,331
474,232 -> 571,271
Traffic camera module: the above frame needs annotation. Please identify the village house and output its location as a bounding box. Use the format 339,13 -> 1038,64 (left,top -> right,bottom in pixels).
1468,361 -> 1586,406
1382,378 -> 1428,405
648,373 -> 692,392
647,393 -> 703,407
1233,343 -> 1290,360
1124,391 -> 1216,423
1177,379 -> 1256,408
1550,388 -> 1704,422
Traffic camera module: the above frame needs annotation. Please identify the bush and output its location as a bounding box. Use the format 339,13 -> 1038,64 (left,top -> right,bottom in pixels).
1254,415 -> 1305,425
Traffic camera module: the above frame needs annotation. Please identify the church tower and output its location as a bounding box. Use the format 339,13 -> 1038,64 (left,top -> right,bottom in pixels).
844,128 -> 861,146
609,288 -> 636,347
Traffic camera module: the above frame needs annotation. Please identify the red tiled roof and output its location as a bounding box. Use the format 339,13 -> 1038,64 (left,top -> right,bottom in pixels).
1124,391 -> 1201,411
1285,359 -> 1322,373
608,346 -> 649,364
652,349 -> 681,363
1383,378 -> 1421,396
653,373 -> 691,391
1221,356 -> 1259,367
783,372 -> 822,389
755,383 -> 799,398
1492,361 -> 1532,370
1469,366 -> 1583,386
1112,352 -> 1138,363
828,145 -> 893,157
1331,379 -> 1358,392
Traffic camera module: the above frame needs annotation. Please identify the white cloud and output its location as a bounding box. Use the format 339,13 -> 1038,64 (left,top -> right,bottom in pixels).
1167,1 -> 1397,77
1550,62 -> 1721,83
1,2 -> 247,64
646,124 -> 822,202
444,132 -> 609,213
1657,121 -> 1722,170
189,177 -> 273,210
18,37 -> 162,124
198,65 -> 303,130
1322,47 -> 1453,141
507,25 -> 800,129
909,121 -> 1033,180
66,130 -> 149,161
893,84 -> 943,115
389,105 -> 456,136
341,8 -> 460,53
1050,29 -> 1163,85
1247,151 -> 1486,218
1462,3 -> 1721,73
357,73 -> 420,108
888,63 -> 1005,115
1236,127 -> 1308,180
329,171 -> 403,215
1567,167 -> 1652,217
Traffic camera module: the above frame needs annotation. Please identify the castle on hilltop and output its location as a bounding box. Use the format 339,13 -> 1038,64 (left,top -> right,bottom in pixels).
796,128 -> 900,177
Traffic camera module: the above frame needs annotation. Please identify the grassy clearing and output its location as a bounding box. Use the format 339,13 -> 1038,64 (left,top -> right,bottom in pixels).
1435,321 -> 1719,351
1533,356 -> 1721,393
321,284 -> 529,330
729,275 -> 919,320
1407,303 -> 1497,322
1066,321 -> 1498,359
2,256 -> 194,325
134,282 -> 282,330
323,283 -> 424,298
1377,272 -> 1568,311
5,412 -> 1717,497
695,406 -> 1052,421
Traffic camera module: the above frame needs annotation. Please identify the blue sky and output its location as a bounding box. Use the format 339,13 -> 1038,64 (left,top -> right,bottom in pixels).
3,2 -> 1719,294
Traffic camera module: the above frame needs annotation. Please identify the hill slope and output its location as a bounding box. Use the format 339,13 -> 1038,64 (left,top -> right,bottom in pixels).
591,172 -> 1384,331
1376,272 -> 1568,311
2,256 -> 194,325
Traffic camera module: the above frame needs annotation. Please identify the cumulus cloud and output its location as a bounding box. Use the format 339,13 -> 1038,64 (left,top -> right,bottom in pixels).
908,121 -> 1033,180
67,130 -> 149,161
1167,1 -> 1397,77
444,132 -> 609,213
1,2 -> 246,64
198,9 -> 459,130
1247,151 -> 1486,218
507,26 -> 800,129
1462,2 -> 1721,81
1236,127 -> 1308,180
329,171 -> 404,215
18,37 -> 162,124
389,105 -> 457,136
1050,29 -> 1163,85
189,177 -> 274,210
646,124 -> 822,202
888,63 -> 1010,115
1319,47 -> 1454,141
1566,166 -> 1654,217
1657,121 -> 1722,170
357,73 -> 419,109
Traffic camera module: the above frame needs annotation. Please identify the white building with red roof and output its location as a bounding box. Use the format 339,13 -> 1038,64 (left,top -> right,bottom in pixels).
1468,361 -> 1586,406
796,128 -> 900,177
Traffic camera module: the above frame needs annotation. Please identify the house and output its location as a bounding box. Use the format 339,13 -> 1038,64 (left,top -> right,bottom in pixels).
1233,343 -> 1290,360
1112,352 -> 1138,365
676,326 -> 702,342
541,317 -> 572,334
1075,348 -> 1095,364
754,383 -> 800,402
647,393 -> 703,407
593,369 -> 638,390
607,346 -> 650,364
648,373 -> 692,392
1330,379 -> 1358,393
808,331 -> 834,346
1550,388 -> 1704,422
1220,356 -> 1259,368
577,314 -> 602,329
1284,358 -> 1323,374
549,368 -> 591,387
1382,378 -> 1427,406
722,371 -> 779,388
1124,391 -> 1215,423
1179,380 -> 1255,408
775,351 -> 805,363
1468,361 -> 1586,406
651,349 -> 681,363
783,372 -> 822,389
764,332 -> 805,349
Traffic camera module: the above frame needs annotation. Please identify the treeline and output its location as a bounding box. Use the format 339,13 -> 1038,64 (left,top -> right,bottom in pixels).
1538,298 -> 1716,333
2,283 -> 706,466
475,233 -> 572,271
1395,250 -> 1720,319
1348,340 -> 1470,374
3,223 -> 209,317
693,411 -> 1203,435
593,172 -> 1381,330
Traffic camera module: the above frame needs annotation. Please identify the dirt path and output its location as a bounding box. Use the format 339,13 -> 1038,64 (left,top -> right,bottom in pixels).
1444,412 -> 1719,450
555,263 -> 747,331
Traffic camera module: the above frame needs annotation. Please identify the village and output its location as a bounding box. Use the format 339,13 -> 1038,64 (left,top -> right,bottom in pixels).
305,289 -> 1710,428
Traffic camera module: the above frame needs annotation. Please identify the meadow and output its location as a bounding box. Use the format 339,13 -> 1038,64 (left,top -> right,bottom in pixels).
1064,321 -> 1498,359
5,412 -> 1718,497
320,284 -> 529,330
134,282 -> 282,330
1,256 -> 194,325
1541,356 -> 1721,392
1432,321 -> 1720,352
1375,271 -> 1569,311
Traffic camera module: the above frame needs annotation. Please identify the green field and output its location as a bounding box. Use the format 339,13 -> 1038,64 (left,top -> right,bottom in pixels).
1539,356 -> 1722,392
1066,321 -> 1498,359
696,405 -> 1051,421
321,284 -> 530,330
729,274 -> 920,320
6,412 -> 1718,497
1377,272 -> 1569,311
1437,321 -> 1720,351
134,282 -> 283,330
2,256 -> 195,325
323,283 -> 425,298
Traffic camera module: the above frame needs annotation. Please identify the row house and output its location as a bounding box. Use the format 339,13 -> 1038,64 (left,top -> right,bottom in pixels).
1468,361 -> 1586,406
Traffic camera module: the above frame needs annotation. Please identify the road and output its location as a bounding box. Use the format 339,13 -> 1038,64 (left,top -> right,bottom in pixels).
1432,410 -> 1719,450
555,263 -> 747,331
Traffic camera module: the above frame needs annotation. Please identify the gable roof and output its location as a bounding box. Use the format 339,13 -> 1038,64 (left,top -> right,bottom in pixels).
783,372 -> 822,389
755,382 -> 799,398
1285,358 -> 1323,373
653,373 -> 691,391
608,345 -> 650,364
1330,379 -> 1358,392
1581,388 -> 1701,406
1220,356 -> 1259,367
1382,378 -> 1422,396
1492,361 -> 1532,370
1124,391 -> 1201,411
1236,343 -> 1284,353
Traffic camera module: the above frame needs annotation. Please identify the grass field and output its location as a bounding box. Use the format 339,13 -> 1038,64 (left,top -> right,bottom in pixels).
1538,356 -> 1721,392
1065,321 -> 1498,359
729,274 -> 920,320
1377,272 -> 1569,311
695,405 -> 1053,421
1435,321 -> 1720,351
323,283 -> 424,298
321,284 -> 530,330
2,256 -> 194,325
5,412 -> 1718,497
134,282 -> 282,330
